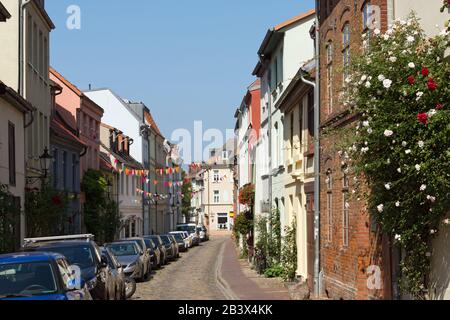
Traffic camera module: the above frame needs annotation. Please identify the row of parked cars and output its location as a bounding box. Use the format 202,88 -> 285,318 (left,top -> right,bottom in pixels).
0,223 -> 209,300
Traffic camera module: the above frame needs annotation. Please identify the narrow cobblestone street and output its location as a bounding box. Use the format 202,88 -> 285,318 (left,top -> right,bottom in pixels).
132,236 -> 228,300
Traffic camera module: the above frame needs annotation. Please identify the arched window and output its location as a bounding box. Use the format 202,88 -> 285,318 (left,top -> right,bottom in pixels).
326,41 -> 334,114
342,23 -> 350,83
326,169 -> 333,242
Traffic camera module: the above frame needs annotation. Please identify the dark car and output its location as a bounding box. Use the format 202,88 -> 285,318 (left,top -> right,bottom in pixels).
100,247 -> 126,300
116,238 -> 151,280
143,238 -> 161,269
105,242 -> 144,282
159,235 -> 175,261
23,235 -> 109,300
165,235 -> 179,258
145,235 -> 167,266
170,233 -> 187,252
0,252 -> 92,300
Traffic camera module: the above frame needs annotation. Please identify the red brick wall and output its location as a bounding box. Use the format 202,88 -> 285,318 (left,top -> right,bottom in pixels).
318,0 -> 389,300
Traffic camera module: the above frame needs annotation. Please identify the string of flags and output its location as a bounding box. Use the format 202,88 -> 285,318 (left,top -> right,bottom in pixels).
136,188 -> 185,199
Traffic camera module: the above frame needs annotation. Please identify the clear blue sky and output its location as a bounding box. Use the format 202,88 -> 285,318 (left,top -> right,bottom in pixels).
47,0 -> 314,143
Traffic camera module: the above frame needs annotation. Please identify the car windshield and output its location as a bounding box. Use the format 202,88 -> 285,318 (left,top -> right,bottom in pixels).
148,236 -> 161,246
172,234 -> 183,242
160,236 -> 171,245
177,225 -> 196,233
0,262 -> 58,298
36,245 -> 94,269
107,243 -> 138,256
144,239 -> 155,250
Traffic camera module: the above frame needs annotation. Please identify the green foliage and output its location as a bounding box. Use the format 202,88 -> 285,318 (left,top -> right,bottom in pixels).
81,170 -> 121,244
342,15 -> 450,298
255,208 -> 282,271
25,183 -> 69,237
181,171 -> 193,221
0,185 -> 18,253
281,219 -> 297,282
233,211 -> 254,236
264,264 -> 284,278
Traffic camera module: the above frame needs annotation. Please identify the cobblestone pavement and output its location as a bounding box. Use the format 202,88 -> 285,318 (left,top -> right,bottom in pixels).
131,236 -> 228,300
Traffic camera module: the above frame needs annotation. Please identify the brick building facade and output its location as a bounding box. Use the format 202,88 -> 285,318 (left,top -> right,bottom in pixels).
318,0 -> 391,300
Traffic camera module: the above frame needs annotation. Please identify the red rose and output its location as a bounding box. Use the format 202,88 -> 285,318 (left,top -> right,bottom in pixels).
417,113 -> 428,125
436,103 -> 444,110
427,78 -> 438,91
421,67 -> 429,77
407,76 -> 415,85
52,196 -> 62,206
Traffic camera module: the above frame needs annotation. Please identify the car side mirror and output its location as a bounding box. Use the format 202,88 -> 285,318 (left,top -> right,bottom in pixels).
101,255 -> 108,267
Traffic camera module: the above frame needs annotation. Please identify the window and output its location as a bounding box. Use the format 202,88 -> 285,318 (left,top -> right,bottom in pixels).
271,57 -> 278,90
308,90 -> 315,138
277,50 -> 283,86
53,149 -> 58,188
33,23 -> 37,68
213,190 -> 220,203
326,170 -> 333,190
39,30 -> 43,75
213,170 -> 220,183
299,103 -> 303,146
274,122 -> 279,167
290,113 -> 294,158
8,122 -> 16,186
27,16 -> 32,63
62,151 -> 67,190
222,150 -> 228,160
362,1 -> 373,50
210,150 -> 216,158
120,172 -> 124,195
44,37 -> 48,79
342,23 -> 350,83
72,154 -> 77,191
327,193 -> 333,242
126,174 -> 129,196
343,192 -> 349,247
132,176 -> 136,196
343,172 -> 349,188
326,41 -> 334,114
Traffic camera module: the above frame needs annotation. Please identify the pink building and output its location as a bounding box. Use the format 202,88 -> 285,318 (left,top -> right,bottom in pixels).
49,68 -> 104,177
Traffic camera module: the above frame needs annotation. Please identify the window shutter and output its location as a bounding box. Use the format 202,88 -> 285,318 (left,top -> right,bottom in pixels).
8,122 -> 16,186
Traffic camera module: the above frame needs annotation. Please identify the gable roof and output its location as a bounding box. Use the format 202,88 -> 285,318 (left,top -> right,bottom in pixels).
144,110 -> 163,137
50,67 -> 83,97
274,9 -> 315,31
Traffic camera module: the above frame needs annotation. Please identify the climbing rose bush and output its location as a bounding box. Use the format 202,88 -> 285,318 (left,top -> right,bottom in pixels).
343,15 -> 450,299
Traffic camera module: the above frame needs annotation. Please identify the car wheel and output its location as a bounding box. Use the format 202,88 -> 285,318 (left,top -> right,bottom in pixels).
124,277 -> 136,299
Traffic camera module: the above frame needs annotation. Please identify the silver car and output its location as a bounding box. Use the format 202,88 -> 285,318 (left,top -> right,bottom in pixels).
105,242 -> 144,281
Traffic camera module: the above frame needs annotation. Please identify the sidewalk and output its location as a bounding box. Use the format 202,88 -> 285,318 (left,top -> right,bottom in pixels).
219,238 -> 291,300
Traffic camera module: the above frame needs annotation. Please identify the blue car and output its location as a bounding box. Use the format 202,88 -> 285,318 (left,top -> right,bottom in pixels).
0,252 -> 92,300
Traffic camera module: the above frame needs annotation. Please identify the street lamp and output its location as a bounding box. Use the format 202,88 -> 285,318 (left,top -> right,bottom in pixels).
27,147 -> 53,184
39,147 -> 53,178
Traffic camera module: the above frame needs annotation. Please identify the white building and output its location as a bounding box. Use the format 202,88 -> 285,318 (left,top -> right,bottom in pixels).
252,10 -> 315,236
0,0 -> 54,242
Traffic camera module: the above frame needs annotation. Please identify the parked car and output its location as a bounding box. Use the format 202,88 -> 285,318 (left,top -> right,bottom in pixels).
116,238 -> 151,280
22,234 -> 109,300
145,235 -> 167,265
159,235 -> 176,261
143,238 -> 161,269
100,247 -> 126,300
181,231 -> 193,248
105,242 -> 145,283
176,224 -> 200,246
0,251 -> 92,300
169,232 -> 188,252
167,234 -> 180,258
197,225 -> 209,242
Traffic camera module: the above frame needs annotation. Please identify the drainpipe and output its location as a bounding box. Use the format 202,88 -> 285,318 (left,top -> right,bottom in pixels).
19,0 -> 31,96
